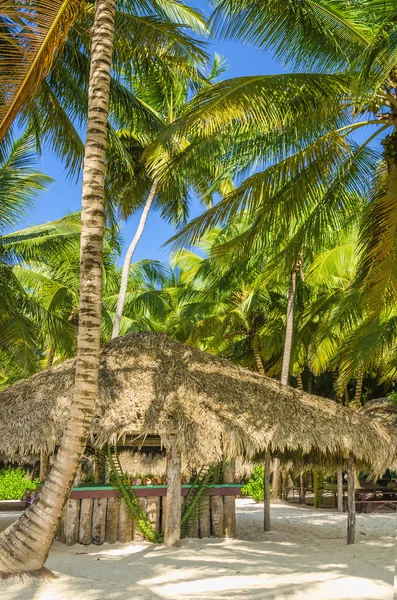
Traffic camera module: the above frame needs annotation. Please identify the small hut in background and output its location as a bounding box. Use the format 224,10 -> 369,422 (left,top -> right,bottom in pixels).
0,333 -> 395,546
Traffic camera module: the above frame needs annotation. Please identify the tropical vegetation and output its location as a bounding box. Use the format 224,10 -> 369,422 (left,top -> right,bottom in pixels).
2,0 -> 397,574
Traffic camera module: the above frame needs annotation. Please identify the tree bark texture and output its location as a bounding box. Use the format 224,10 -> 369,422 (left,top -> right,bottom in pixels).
281,266 -> 297,386
164,436 -> 182,548
252,341 -> 265,375
223,463 -> 236,538
347,453 -> 356,545
0,0 -> 116,574
264,450 -> 271,531
111,180 -> 157,339
337,468 -> 344,513
354,367 -> 364,410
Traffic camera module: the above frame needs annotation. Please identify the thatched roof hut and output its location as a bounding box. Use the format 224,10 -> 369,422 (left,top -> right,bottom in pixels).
0,333 -> 395,476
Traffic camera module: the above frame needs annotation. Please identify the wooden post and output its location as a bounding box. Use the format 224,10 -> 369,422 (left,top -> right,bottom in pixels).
223,462 -> 236,538
164,435 -> 182,548
210,495 -> 224,538
264,450 -> 271,532
118,498 -> 133,543
79,498 -> 93,545
94,449 -> 106,484
105,496 -> 120,544
160,496 -> 167,534
92,498 -> 107,545
299,472 -> 305,505
199,500 -> 211,538
347,453 -> 356,545
146,496 -> 160,532
64,498 -> 81,546
39,450 -> 50,483
337,468 -> 344,513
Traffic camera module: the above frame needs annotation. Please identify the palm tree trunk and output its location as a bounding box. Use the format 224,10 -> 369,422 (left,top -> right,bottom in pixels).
0,0 -> 116,574
111,180 -> 157,339
273,264 -> 298,498
354,366 -> 364,410
251,340 -> 265,375
280,267 -> 297,386
296,372 -> 303,391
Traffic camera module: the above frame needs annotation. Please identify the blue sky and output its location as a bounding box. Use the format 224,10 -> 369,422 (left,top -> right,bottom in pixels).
17,1 -> 283,263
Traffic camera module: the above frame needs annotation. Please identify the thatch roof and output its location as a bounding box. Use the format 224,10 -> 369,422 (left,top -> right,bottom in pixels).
359,397 -> 397,429
0,333 -> 395,474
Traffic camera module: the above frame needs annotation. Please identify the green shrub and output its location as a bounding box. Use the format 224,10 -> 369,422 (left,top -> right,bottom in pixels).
0,469 -> 39,500
241,465 -> 266,502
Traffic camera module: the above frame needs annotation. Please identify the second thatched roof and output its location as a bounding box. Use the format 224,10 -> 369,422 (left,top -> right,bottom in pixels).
0,333 -> 395,474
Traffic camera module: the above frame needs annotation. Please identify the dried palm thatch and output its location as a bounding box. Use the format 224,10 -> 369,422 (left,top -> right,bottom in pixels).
0,333 -> 395,475
0,0 -> 82,139
118,451 -> 166,478
359,397 -> 397,429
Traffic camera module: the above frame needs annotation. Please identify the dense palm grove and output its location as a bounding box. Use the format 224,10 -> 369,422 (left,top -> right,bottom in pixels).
3,0 -> 397,405
2,0 -> 397,574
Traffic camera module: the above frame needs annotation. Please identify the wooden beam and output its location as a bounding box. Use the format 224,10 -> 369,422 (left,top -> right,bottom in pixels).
264,450 -> 271,532
223,462 -> 236,538
105,496 -> 120,544
64,499 -> 80,546
79,498 -> 93,545
39,450 -> 50,483
92,498 -> 107,545
210,495 -> 224,538
299,472 -> 305,505
164,435 -> 182,548
347,453 -> 356,545
337,468 -> 344,513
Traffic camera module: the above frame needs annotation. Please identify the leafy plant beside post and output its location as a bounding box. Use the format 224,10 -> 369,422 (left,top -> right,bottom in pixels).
106,446 -> 162,543
242,465 -> 266,502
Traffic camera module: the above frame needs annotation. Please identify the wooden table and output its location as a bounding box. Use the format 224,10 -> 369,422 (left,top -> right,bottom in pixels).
343,489 -> 397,513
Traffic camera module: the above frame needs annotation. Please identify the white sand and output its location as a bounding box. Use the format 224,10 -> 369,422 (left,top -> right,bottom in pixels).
0,498 -> 395,600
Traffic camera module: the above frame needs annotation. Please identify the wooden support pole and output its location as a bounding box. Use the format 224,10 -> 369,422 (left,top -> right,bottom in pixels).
210,495 -> 224,538
79,498 -> 93,545
146,496 -> 160,532
347,453 -> 356,545
223,462 -> 236,538
337,468 -> 344,513
105,496 -> 120,544
264,450 -> 271,532
299,472 -> 305,505
160,497 -> 167,534
92,498 -> 107,545
199,500 -> 211,538
118,498 -> 133,543
64,498 -> 81,546
164,435 -> 182,548
39,450 -> 50,483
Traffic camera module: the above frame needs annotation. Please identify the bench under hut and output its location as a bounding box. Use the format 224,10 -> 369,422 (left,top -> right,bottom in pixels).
0,332 -> 395,546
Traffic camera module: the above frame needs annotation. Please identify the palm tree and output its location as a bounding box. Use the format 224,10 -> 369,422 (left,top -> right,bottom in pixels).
0,0 -> 117,574
146,0 -> 397,324
111,54 -> 229,338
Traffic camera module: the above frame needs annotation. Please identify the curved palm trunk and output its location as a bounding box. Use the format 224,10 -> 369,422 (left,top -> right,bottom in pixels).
0,0 -> 116,574
296,372 -> 303,391
111,180 -> 157,339
251,339 -> 265,375
280,267 -> 297,386
353,366 -> 364,410
273,264 -> 298,498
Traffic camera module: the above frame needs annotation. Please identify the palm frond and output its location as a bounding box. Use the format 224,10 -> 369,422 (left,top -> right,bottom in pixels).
0,0 -> 82,139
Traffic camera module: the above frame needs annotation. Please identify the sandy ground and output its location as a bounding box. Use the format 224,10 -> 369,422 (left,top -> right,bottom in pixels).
0,498 -> 396,600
